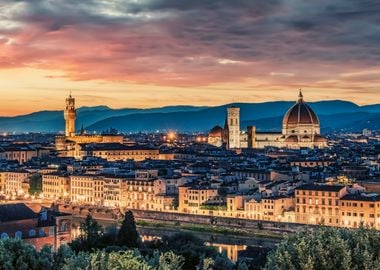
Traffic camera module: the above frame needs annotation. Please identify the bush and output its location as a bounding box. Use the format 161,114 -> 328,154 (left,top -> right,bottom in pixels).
265,227 -> 380,270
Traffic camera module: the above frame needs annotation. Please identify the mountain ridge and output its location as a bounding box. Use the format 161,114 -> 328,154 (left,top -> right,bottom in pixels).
0,100 -> 379,133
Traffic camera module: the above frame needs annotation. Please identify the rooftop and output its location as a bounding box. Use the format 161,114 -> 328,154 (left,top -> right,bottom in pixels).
0,203 -> 38,222
295,184 -> 345,192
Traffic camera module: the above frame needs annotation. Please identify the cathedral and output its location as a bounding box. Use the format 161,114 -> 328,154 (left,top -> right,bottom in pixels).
55,94 -> 123,153
208,91 -> 327,149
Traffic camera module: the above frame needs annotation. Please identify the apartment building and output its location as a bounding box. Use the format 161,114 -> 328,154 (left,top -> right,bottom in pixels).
0,171 -> 29,196
178,186 -> 221,213
340,194 -> 380,229
42,174 -> 70,200
295,184 -> 347,226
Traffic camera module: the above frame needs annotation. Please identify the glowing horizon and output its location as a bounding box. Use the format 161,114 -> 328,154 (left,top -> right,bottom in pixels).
0,1 -> 379,116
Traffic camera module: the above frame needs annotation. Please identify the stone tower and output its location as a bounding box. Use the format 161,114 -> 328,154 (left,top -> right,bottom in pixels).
64,93 -> 76,137
227,106 -> 240,149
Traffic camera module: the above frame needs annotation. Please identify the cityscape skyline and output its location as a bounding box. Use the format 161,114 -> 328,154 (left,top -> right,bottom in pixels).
0,1 -> 379,268
1,1 -> 380,115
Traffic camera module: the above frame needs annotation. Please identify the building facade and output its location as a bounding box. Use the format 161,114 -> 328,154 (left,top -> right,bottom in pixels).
208,91 -> 328,149
42,174 -> 70,200
55,94 -> 124,153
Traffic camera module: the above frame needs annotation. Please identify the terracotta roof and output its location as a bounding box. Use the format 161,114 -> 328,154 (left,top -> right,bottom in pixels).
209,125 -> 224,137
283,92 -> 319,127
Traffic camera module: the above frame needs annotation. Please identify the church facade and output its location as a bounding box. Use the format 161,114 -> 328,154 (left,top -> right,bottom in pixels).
55,94 -> 124,154
208,91 -> 327,149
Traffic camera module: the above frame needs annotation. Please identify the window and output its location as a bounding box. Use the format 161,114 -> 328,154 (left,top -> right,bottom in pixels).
29,229 -> 36,237
15,231 -> 22,239
1,233 -> 8,239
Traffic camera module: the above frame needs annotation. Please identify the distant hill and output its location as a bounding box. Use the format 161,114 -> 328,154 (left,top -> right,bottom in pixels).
0,105 -> 207,133
242,112 -> 380,133
87,100 -> 380,133
0,100 -> 379,133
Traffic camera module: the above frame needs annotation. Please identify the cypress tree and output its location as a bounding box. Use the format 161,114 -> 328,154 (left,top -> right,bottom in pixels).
118,211 -> 139,248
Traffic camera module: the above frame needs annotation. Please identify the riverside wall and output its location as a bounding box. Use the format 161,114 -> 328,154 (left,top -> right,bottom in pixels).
57,203 -> 308,233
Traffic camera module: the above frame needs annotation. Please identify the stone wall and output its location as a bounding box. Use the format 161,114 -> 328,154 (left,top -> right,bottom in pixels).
57,203 -> 309,233
132,209 -> 306,233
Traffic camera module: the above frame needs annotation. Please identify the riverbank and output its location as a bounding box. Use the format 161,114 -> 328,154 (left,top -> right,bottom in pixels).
136,220 -> 284,240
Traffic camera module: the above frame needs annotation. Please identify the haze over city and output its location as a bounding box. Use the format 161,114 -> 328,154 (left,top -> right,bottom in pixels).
1,0 -> 380,115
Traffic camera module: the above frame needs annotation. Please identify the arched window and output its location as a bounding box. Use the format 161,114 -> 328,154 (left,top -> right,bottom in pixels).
1,233 -> 8,239
29,229 -> 36,237
15,231 -> 22,239
39,229 -> 45,236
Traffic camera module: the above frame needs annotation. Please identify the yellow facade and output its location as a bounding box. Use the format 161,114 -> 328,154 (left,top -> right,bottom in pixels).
340,195 -> 380,229
178,186 -> 220,214
295,185 -> 347,226
42,174 -> 70,200
0,171 -> 29,196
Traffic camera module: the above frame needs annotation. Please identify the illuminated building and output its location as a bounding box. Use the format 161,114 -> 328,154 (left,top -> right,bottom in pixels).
0,171 -> 29,196
55,94 -> 124,154
70,175 -> 101,204
178,186 -> 222,214
295,184 -> 347,226
207,125 -> 224,147
0,144 -> 48,164
340,194 -> 380,229
244,196 -> 295,222
42,174 -> 70,200
73,143 -> 160,161
226,107 -> 241,149
212,91 -> 327,149
68,171 -> 177,211
64,94 -> 76,137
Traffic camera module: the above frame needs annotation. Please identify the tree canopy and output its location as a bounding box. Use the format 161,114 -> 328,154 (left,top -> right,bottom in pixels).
265,227 -> 380,270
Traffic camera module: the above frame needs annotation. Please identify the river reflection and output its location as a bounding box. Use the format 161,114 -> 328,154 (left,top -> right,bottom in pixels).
140,234 -> 247,262
71,218 -> 277,262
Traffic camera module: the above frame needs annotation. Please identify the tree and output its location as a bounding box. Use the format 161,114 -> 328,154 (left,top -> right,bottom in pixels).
29,173 -> 42,195
171,196 -> 179,210
63,252 -> 91,270
0,238 -> 39,270
118,211 -> 140,248
53,245 -> 74,270
158,251 -> 185,270
70,214 -> 103,252
265,227 -> 380,270
162,232 -> 222,270
38,245 -> 54,270
81,214 -> 102,240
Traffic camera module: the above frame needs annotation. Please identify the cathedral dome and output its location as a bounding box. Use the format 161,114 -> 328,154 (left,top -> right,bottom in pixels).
209,125 -> 224,137
283,90 -> 319,127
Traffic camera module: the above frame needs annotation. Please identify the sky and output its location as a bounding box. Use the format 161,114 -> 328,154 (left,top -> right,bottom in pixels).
0,0 -> 379,116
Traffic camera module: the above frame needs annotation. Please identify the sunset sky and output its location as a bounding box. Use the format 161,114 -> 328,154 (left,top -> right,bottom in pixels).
0,0 -> 379,116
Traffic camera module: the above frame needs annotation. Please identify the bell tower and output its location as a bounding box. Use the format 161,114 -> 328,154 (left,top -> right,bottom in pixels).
64,93 -> 76,137
227,106 -> 240,149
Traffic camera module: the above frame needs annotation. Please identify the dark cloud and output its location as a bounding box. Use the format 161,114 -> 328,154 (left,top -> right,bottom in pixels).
0,0 -> 379,87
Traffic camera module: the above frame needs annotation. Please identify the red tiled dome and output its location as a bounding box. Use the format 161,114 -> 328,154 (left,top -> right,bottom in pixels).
283,91 -> 319,127
209,125 -> 224,137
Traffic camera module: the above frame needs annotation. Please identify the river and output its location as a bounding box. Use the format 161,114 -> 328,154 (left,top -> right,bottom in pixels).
71,217 -> 279,262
